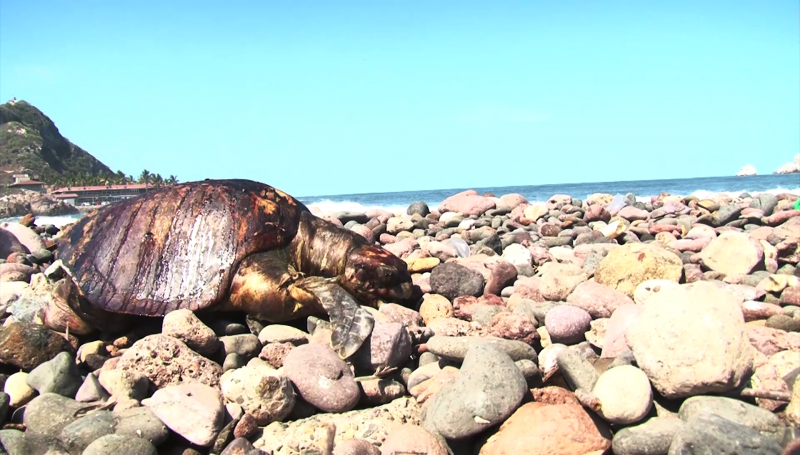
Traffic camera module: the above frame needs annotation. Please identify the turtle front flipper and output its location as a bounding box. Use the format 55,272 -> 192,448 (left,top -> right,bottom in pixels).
290,277 -> 375,359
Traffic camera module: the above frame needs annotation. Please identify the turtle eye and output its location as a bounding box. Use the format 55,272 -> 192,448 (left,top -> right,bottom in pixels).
355,268 -> 368,282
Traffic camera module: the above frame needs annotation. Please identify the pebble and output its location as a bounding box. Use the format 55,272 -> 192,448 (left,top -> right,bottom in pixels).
59,410 -> 116,453
700,231 -> 765,276
479,402 -> 611,455
0,321 -> 75,371
352,321 -> 412,371
670,414 -> 781,455
283,343 -> 360,413
142,383 -> 225,447
419,294 -> 454,324
429,262 -> 485,300
218,334 -> 262,359
611,417 -> 685,455
115,334 -> 223,388
334,438 -> 381,455
567,280 -> 634,318
359,378 -> 406,406
258,324 -> 310,346
83,434 -> 158,455
23,393 -> 85,439
112,406 -> 170,445
591,365 -> 653,424
556,347 -> 599,392
544,304 -> 592,345
220,361 -> 295,425
162,308 -> 220,356
594,242 -> 683,297
422,344 -> 527,439
678,395 -> 786,444
425,335 -> 537,362
26,351 -> 82,397
381,424 -> 449,455
5,371 -> 36,407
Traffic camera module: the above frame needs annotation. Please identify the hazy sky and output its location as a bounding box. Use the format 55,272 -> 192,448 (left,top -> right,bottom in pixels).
1,1 -> 798,196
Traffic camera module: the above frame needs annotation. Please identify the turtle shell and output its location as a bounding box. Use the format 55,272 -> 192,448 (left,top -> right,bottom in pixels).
57,179 -> 309,316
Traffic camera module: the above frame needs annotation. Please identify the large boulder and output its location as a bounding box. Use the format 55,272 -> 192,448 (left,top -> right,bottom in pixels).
438,190 -> 495,216
626,282 -> 754,399
115,334 -> 223,388
700,231 -> 765,275
595,243 -> 683,298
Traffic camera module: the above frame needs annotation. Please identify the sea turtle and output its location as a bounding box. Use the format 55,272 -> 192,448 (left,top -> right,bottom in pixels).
51,179 -> 413,358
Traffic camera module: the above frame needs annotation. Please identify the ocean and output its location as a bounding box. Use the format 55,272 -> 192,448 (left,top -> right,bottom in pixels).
2,174 -> 799,228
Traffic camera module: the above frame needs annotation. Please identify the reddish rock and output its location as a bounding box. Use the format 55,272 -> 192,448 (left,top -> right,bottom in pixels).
284,344 -> 360,413
408,366 -> 460,404
539,224 -> 561,237
233,413 -> 258,439
478,403 -> 611,455
669,237 -> 712,253
334,439 -> 381,455
351,225 -> 376,243
488,312 -> 538,344
763,210 -> 800,226
438,190 -> 496,217
352,321 -> 412,371
484,261 -> 518,296
617,206 -> 650,221
381,424 -> 449,455
781,286 -> 800,306
358,378 -> 406,406
545,305 -> 591,345
528,386 -> 580,405
584,205 -> 611,223
258,342 -> 295,368
383,238 -> 417,258
566,281 -> 634,319
513,277 -> 546,302
683,263 -> 705,283
601,304 -> 644,358
379,233 -> 396,244
741,301 -> 784,322
499,194 -> 528,210
747,325 -> 800,356
452,296 -> 480,320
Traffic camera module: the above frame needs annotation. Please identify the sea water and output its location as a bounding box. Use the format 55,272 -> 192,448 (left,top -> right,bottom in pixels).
2,174 -> 798,227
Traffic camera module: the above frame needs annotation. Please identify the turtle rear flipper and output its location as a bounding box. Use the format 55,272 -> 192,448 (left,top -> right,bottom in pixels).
291,277 -> 374,359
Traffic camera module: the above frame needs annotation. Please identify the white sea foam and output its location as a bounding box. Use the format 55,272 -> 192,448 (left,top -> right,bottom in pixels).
0,214 -> 84,228
303,199 -> 438,216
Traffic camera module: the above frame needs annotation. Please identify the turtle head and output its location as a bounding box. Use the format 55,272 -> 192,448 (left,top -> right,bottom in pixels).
342,245 -> 413,305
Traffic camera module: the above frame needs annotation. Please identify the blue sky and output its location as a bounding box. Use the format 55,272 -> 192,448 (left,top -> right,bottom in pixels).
1,1 -> 798,196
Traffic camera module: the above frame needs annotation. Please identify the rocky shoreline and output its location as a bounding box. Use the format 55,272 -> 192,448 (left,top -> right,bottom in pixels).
0,187 -> 799,454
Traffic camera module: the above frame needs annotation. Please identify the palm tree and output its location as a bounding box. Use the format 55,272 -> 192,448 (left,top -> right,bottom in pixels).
115,170 -> 126,185
152,173 -> 164,187
138,170 -> 151,191
167,175 -> 178,185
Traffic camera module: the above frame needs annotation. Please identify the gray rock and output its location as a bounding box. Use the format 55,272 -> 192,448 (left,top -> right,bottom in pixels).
407,202 -> 430,217
0,392 -> 8,423
75,373 -> 111,402
678,396 -> 786,444
712,204 -> 744,226
26,351 -> 82,398
223,352 -> 246,371
352,321 -> 412,372
425,335 -> 537,362
222,437 -> 260,455
113,406 -> 170,446
429,263 -> 485,300
471,304 -> 506,326
556,347 -> 599,392
23,393 -> 85,439
219,334 -> 262,359
750,193 -> 778,216
612,417 -> 685,455
422,344 -> 527,439
58,410 -> 116,454
0,429 -> 68,455
83,434 -> 158,455
668,414 -> 781,455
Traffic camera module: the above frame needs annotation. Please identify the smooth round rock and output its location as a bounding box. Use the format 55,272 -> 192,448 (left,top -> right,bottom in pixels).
283,343 -> 360,413
381,424 -> 449,455
141,383 -> 225,447
545,305 -> 592,345
4,371 -> 36,407
422,344 -> 527,439
592,365 -> 653,424
84,434 -> 158,455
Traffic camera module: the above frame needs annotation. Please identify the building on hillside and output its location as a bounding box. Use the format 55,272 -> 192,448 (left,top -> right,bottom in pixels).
51,183 -> 151,206
7,173 -> 46,192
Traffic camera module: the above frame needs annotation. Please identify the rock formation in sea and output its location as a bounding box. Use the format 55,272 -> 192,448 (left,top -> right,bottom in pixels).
736,165 -> 757,176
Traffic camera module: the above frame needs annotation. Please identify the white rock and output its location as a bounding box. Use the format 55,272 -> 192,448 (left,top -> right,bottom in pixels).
626,282 -> 754,399
220,362 -> 295,425
142,383 -> 224,447
4,372 -> 36,407
592,365 -> 653,424
501,244 -> 532,267
736,165 -> 757,177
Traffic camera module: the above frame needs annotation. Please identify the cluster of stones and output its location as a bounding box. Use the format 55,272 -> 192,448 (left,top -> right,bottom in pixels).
0,187 -> 799,454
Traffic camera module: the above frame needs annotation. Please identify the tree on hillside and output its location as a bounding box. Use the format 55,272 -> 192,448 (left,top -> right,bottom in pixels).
152,173 -> 164,187
167,175 -> 178,185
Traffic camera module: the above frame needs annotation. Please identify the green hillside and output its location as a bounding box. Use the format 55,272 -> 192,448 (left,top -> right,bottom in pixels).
0,100 -> 113,186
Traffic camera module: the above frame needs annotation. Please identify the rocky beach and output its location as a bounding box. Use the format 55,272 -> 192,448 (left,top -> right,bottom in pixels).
0,186 -> 799,455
